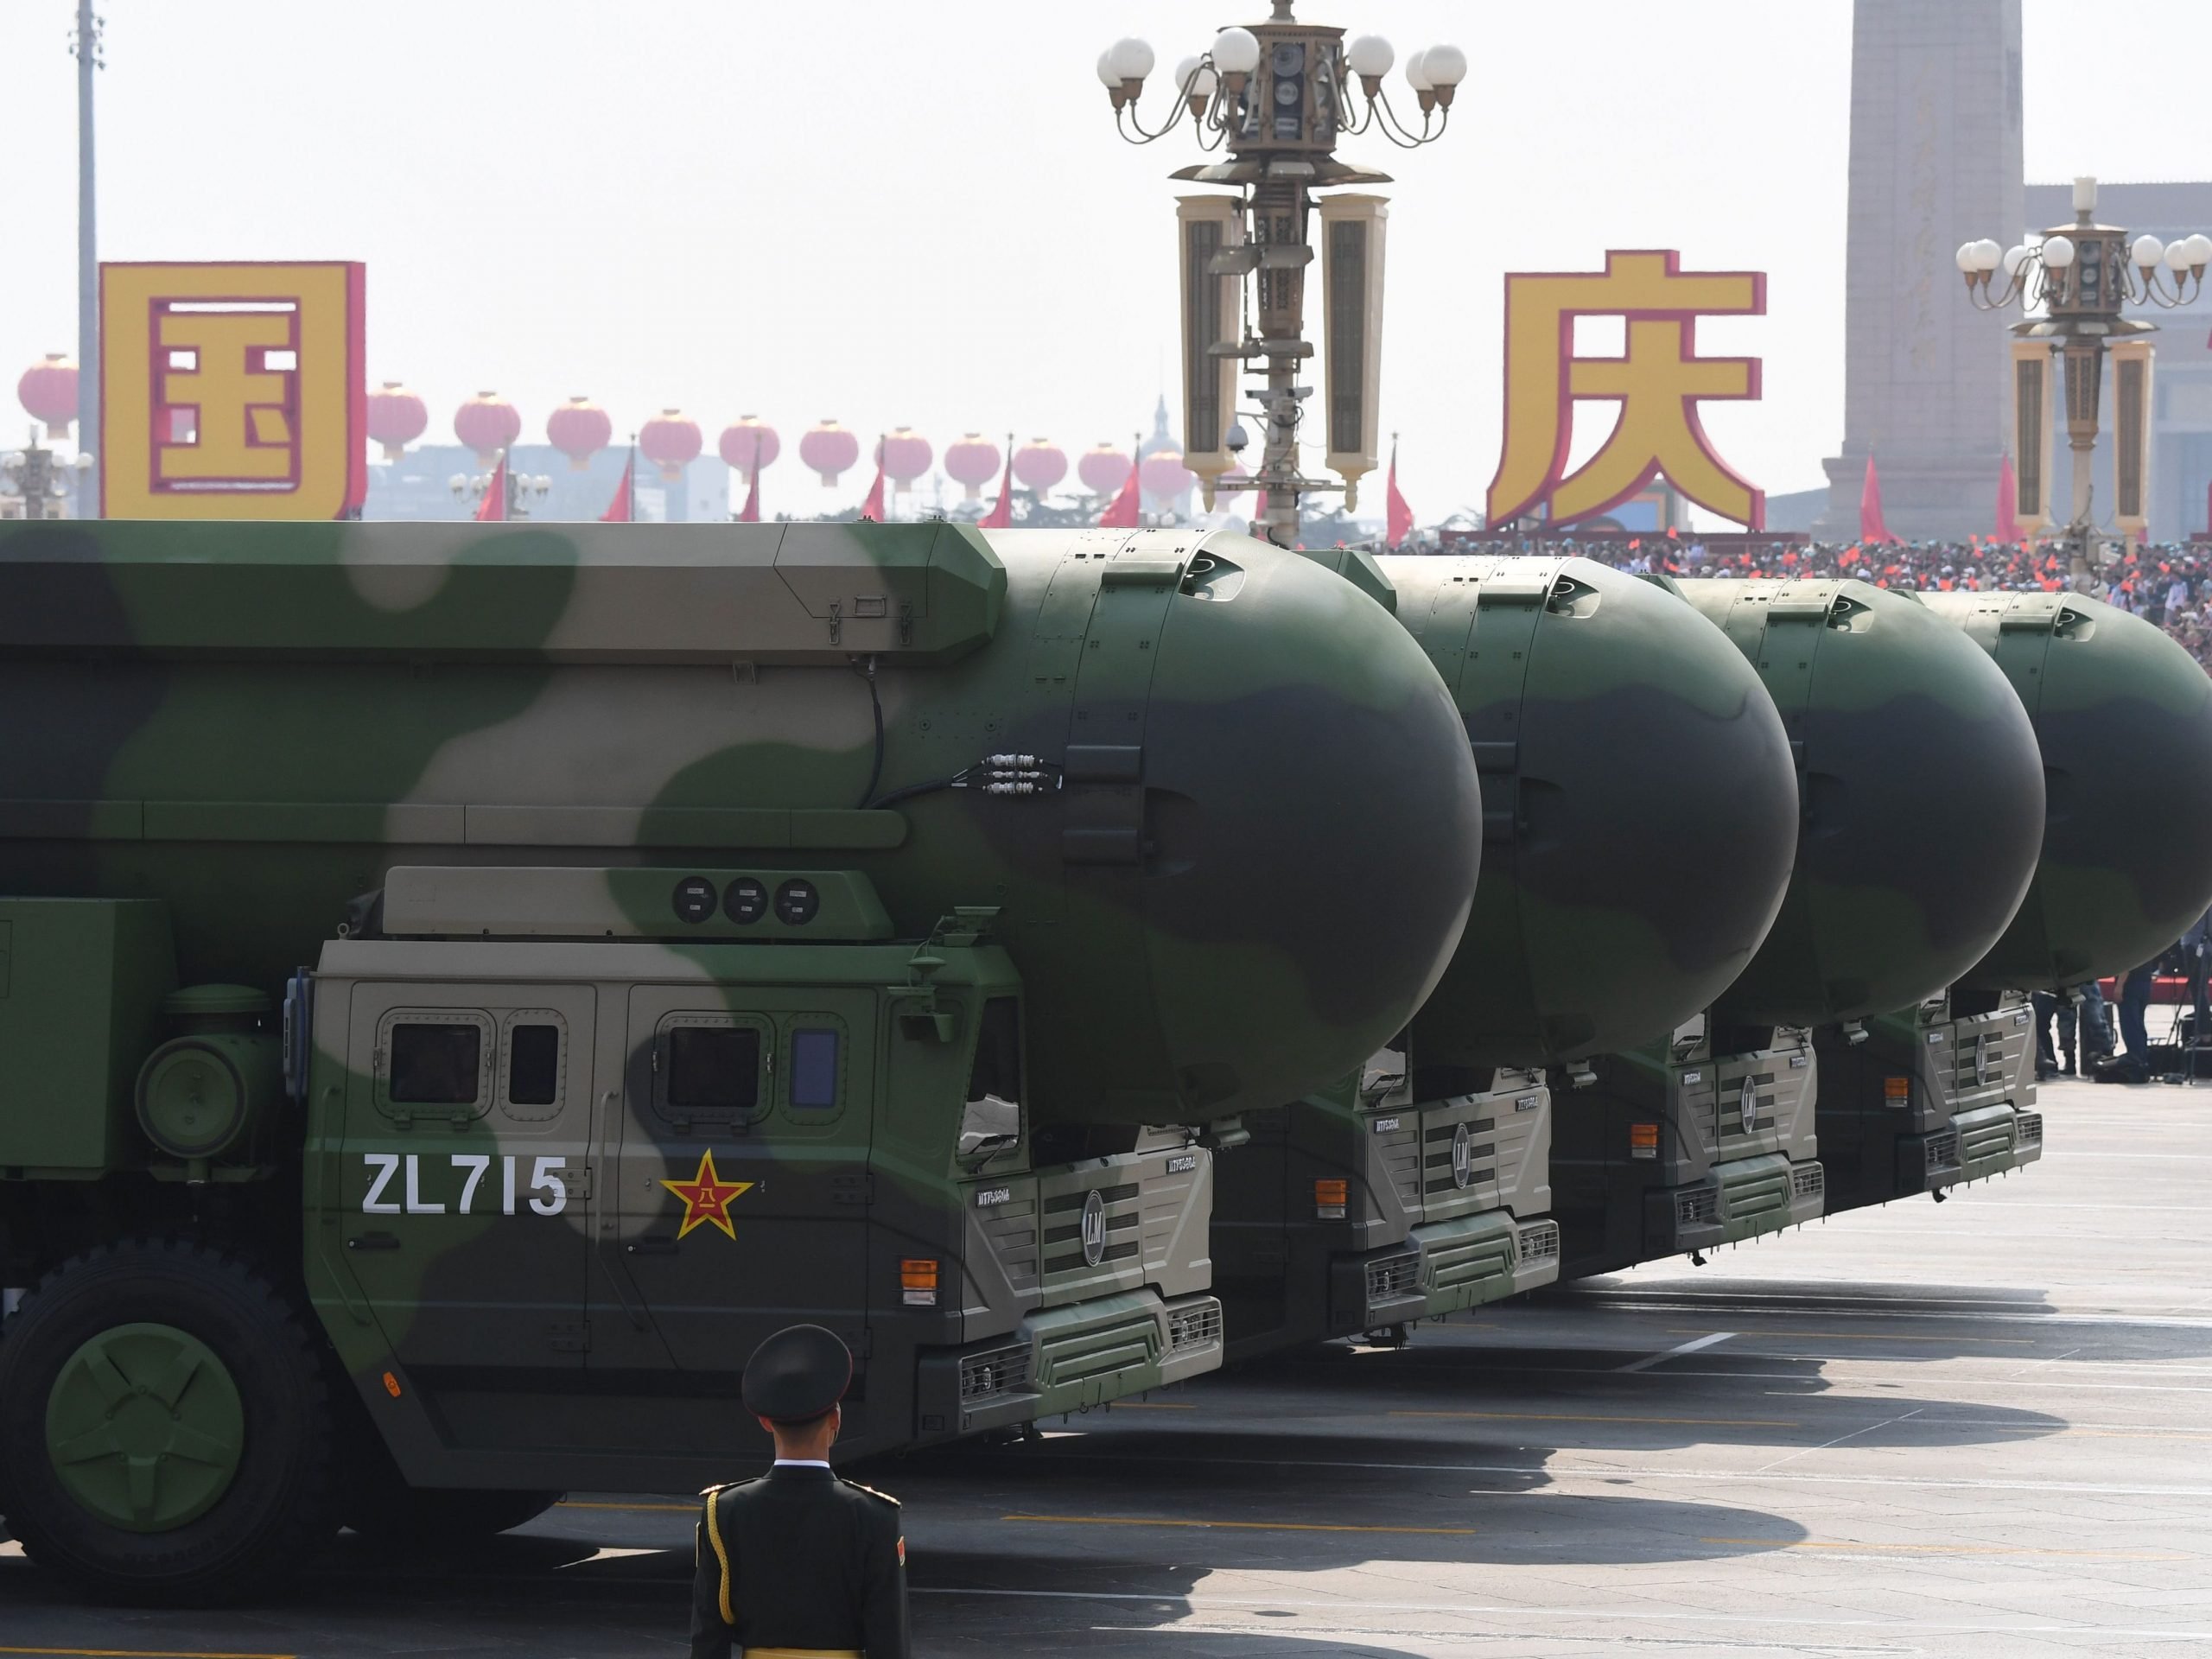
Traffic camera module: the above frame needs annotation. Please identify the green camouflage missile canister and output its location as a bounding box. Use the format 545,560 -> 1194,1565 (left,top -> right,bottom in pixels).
1368,556 -> 1798,1075
1673,579 -> 2045,1026
1923,590 -> 2212,991
0,519 -> 1482,1129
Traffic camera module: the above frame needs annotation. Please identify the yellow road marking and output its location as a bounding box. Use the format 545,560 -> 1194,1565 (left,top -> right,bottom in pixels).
1005,1513 -> 1475,1536
0,1649 -> 298,1658
1700,1536 -> 2189,1560
557,1499 -> 698,1513
1391,1409 -> 1800,1428
1668,1327 -> 2034,1345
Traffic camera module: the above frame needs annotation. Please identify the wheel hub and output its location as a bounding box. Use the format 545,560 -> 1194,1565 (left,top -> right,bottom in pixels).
44,1321 -> 245,1533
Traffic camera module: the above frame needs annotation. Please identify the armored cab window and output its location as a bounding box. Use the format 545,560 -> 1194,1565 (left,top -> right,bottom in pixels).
670,1027 -> 759,1110
790,1028 -> 841,1112
381,1016 -> 493,1121
508,1025 -> 561,1107
392,1025 -> 480,1103
648,1012 -> 770,1132
959,996 -> 1023,1160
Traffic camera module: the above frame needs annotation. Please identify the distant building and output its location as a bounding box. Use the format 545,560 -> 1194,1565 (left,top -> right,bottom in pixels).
365,443 -> 730,524
1815,0 -> 2024,542
2023,180 -> 2212,540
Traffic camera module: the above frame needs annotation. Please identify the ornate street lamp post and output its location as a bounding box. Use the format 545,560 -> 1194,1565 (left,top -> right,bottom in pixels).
1098,4 -> 1462,548
1961,175 -> 2209,588
449,450 -> 551,519
2,429 -> 94,520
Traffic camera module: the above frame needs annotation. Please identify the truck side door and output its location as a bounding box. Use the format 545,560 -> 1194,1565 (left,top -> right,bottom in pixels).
334,981 -> 595,1372
592,985 -> 874,1384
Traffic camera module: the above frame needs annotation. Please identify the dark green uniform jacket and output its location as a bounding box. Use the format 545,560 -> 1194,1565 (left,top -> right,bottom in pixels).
690,1465 -> 909,1659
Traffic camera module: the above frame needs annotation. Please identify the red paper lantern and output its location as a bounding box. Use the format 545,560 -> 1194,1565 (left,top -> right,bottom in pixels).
1141,449 -> 1193,499
454,391 -> 522,466
17,353 -> 79,443
877,428 -> 933,496
1077,442 -> 1133,497
719,417 -> 780,476
944,433 -> 1001,501
546,396 -> 613,472
1013,438 -> 1067,496
798,420 -> 861,487
639,409 -> 702,482
365,381 -> 428,462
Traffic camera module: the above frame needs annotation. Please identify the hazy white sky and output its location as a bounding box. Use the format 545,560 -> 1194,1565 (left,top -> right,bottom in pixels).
2,1 -> 2205,522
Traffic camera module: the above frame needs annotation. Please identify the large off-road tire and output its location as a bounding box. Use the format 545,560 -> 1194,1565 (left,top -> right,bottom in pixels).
0,1239 -> 340,1605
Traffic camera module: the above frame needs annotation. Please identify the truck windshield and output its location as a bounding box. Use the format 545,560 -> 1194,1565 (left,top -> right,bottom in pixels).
960,997 -> 1021,1158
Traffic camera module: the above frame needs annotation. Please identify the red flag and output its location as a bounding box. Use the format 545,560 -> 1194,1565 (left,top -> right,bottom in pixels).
856,459 -> 886,523
1629,537 -> 1641,550
734,434 -> 762,523
1859,454 -> 1894,544
1665,525 -> 1678,540
474,454 -> 507,522
980,443 -> 1015,531
1097,448 -> 1142,529
1996,453 -> 2020,543
1385,441 -> 1414,549
598,449 -> 633,524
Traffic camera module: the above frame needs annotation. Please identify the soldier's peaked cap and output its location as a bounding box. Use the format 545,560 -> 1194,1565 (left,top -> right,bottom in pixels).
742,1323 -> 853,1423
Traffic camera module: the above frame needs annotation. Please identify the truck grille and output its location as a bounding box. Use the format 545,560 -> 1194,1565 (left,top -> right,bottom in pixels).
2017,1111 -> 2044,1145
1422,1119 -> 1497,1197
1167,1302 -> 1221,1351
958,1344 -> 1031,1402
1365,1251 -> 1420,1302
1041,1182 -> 1143,1276
1675,1185 -> 1719,1226
1924,1130 -> 1960,1173
1516,1221 -> 1560,1264
1791,1163 -> 1825,1200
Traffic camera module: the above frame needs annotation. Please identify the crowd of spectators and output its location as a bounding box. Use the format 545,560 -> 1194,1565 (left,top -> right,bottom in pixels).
1425,532 -> 2212,674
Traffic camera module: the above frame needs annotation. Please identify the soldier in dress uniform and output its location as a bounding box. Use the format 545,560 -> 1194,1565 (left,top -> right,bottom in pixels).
690,1324 -> 910,1659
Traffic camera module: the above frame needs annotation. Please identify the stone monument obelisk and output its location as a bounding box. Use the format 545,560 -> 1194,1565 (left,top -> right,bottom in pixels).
1816,0 -> 2024,541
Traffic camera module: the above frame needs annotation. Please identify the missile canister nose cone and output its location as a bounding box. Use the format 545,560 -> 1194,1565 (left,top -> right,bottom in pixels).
1925,591 -> 2212,991
1381,557 -> 1798,1073
1127,534 -> 1484,1116
1686,580 -> 2046,1026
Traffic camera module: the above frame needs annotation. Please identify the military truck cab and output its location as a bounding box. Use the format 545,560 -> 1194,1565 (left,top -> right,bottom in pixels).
0,871 -> 1219,1603
1813,991 -> 2043,1211
1554,1016 -> 1824,1280
1212,1039 -> 1558,1361
305,866 -> 1221,1491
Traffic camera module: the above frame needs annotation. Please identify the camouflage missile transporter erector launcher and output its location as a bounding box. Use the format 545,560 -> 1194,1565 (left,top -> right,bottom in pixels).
1817,589 -> 2212,1215
1557,577 -> 2046,1280
0,518 -> 1484,1603
1216,555 -> 1799,1355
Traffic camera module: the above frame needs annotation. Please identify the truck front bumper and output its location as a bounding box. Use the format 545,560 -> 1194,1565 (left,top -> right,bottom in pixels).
1644,1152 -> 1824,1261
917,1287 -> 1223,1440
1900,1103 -> 2045,1194
1332,1211 -> 1561,1332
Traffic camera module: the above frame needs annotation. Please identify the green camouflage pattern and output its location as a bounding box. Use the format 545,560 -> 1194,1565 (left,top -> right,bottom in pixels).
1922,591 -> 2212,990
1370,556 -> 1800,1075
1672,579 -> 2045,1026
0,519 -> 1483,1130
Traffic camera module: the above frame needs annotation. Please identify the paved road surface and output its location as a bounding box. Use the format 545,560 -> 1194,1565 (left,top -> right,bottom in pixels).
3,1077 -> 2206,1655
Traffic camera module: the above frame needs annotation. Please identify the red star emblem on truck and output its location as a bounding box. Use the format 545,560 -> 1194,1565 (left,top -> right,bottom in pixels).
658,1149 -> 755,1240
